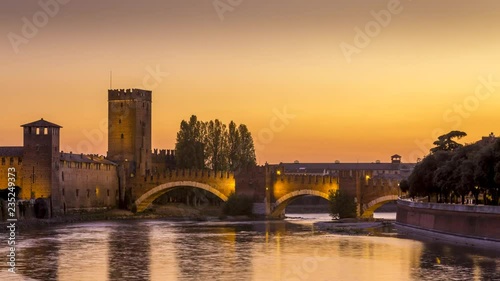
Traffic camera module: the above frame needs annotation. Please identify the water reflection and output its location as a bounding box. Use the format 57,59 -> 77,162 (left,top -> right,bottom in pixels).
411,242 -> 500,281
173,224 -> 254,280
17,229 -> 60,281
108,222 -> 150,281
57,223 -> 110,280
0,218 -> 498,281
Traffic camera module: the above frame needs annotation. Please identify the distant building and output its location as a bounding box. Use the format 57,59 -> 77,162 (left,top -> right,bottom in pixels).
479,132 -> 499,145
281,154 -> 415,181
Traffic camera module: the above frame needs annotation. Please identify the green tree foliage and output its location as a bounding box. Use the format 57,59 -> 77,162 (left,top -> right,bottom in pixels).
175,116 -> 256,171
328,189 -> 357,219
222,193 -> 253,216
408,131 -> 500,205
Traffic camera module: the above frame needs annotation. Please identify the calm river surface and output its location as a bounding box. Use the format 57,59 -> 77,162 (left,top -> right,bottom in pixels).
1,213 -> 499,281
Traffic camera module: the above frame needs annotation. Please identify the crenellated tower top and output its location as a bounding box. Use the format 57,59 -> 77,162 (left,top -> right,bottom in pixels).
108,89 -> 152,101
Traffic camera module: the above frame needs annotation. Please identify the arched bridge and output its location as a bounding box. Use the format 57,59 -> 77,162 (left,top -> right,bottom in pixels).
133,169 -> 235,212
269,174 -> 338,218
131,167 -> 402,218
267,171 -> 402,218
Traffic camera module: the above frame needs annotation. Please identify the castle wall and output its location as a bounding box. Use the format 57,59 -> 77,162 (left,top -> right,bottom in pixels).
0,155 -> 24,190
151,149 -> 176,173
59,161 -> 119,211
133,169 -> 235,203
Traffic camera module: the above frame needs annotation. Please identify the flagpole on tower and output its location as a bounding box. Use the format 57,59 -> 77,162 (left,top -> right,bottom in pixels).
110,70 -> 113,89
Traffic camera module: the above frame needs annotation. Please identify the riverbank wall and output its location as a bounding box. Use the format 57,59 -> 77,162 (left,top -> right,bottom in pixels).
396,199 -> 500,249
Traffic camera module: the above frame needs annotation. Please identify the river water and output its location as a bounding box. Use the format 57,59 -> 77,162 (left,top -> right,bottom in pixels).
1,213 -> 498,281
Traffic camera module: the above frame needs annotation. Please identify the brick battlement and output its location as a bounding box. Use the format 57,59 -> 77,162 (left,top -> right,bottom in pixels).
152,149 -> 175,158
147,169 -> 235,182
133,169 -> 236,210
364,178 -> 399,189
108,89 -> 152,101
278,174 -> 338,185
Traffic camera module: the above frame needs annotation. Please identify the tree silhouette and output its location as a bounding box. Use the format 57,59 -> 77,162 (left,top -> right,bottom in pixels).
328,189 -> 357,219
175,115 -> 205,169
175,116 -> 256,171
399,179 -> 409,193
431,131 -> 467,153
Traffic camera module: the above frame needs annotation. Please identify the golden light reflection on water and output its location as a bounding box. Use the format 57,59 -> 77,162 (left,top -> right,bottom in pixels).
2,220 -> 498,281
57,229 -> 109,281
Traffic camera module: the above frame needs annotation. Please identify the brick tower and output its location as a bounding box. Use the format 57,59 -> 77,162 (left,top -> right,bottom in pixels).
107,88 -> 152,176
20,119 -> 62,202
107,89 -> 152,206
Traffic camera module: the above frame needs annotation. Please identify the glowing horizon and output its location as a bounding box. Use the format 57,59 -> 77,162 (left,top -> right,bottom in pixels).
2,0 -> 500,164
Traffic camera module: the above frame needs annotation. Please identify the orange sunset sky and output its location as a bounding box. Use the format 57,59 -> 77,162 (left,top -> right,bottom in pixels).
1,0 -> 500,164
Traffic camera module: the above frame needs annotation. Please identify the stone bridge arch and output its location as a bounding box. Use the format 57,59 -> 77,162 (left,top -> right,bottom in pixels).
270,189 -> 330,218
360,195 -> 399,218
134,181 -> 229,213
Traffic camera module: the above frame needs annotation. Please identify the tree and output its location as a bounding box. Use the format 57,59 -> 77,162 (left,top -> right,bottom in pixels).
407,131 -> 500,205
175,115 -> 205,169
431,131 -> 467,153
409,154 -> 437,201
328,189 -> 357,219
433,158 -> 456,203
175,116 -> 257,172
236,124 -> 257,169
204,119 -> 228,171
458,160 -> 476,204
222,193 -> 253,216
227,121 -> 240,170
399,179 -> 409,193
474,140 -> 500,205
451,143 -> 481,204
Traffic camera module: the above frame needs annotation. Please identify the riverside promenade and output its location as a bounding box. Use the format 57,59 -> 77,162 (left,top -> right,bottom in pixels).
396,199 -> 500,249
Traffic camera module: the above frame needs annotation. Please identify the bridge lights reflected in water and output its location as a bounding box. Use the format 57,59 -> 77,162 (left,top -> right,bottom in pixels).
3,220 -> 499,280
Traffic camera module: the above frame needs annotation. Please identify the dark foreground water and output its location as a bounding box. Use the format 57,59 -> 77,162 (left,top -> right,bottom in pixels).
1,214 -> 499,281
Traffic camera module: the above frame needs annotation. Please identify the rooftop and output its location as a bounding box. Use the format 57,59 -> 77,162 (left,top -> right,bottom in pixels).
21,118 -> 62,128
281,162 -> 416,172
0,147 -> 23,157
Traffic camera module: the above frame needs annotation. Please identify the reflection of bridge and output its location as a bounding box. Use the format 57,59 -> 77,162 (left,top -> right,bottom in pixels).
133,165 -> 401,218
